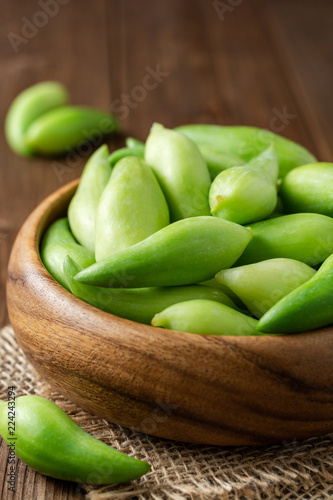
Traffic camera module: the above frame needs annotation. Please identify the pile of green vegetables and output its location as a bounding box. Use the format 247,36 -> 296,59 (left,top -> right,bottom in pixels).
40,121 -> 333,335
3,81 -> 333,487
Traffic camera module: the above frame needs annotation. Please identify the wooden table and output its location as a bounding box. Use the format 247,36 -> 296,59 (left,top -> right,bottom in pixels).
1,0 -> 332,498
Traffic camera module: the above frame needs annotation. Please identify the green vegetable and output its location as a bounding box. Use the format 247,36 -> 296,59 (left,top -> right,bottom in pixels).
234,213 -> 333,267
152,299 -> 263,335
68,145 -> 111,253
258,253 -> 333,333
176,124 -> 316,178
280,162 -> 333,217
108,146 -> 144,166
64,257 -> 239,324
40,218 -> 95,290
95,156 -> 169,261
200,278 -> 246,309
209,145 -> 278,224
145,123 -> 211,221
125,136 -> 145,151
197,145 -> 245,179
25,106 -> 118,155
5,81 -> 69,156
75,216 -> 252,288
216,258 -> 316,318
0,395 -> 150,484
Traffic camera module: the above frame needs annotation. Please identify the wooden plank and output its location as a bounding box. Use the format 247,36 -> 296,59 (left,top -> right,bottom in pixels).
106,0 -> 220,138
260,0 -> 333,160
198,0 -> 320,158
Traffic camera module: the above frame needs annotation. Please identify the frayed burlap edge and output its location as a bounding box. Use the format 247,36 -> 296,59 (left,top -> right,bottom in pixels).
1,324 -> 333,500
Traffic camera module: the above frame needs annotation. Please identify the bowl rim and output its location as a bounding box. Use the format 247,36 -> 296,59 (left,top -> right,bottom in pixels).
17,177 -> 332,342
7,178 -> 333,446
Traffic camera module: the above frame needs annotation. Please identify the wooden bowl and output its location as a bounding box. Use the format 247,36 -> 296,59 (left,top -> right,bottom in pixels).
7,179 -> 333,446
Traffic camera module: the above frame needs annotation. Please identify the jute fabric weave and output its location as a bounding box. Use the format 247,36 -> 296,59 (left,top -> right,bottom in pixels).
1,325 -> 333,499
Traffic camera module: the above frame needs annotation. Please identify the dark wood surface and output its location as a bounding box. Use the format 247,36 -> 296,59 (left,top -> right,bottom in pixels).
1,0 -> 333,498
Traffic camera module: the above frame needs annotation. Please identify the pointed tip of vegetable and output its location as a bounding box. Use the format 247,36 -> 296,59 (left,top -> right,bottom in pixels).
211,195 -> 223,215
151,122 -> 164,133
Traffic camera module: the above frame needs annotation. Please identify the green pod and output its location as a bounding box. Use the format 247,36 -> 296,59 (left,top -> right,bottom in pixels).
198,145 -> 245,180
75,216 -> 252,288
280,162 -> 333,217
5,81 -> 69,156
125,137 -> 145,151
64,257 -> 239,324
145,123 -> 211,221
95,156 -> 170,261
234,213 -> 333,267
209,145 -> 278,224
68,145 -> 111,253
25,106 -> 118,155
176,124 -> 316,178
200,278 -> 246,309
40,218 -> 95,290
216,258 -> 316,319
152,299 -> 263,336
0,395 -> 150,484
108,146 -> 145,166
266,196 -> 285,219
258,253 -> 333,333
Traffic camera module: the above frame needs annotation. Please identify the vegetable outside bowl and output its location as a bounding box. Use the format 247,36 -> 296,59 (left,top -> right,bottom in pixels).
6,180 -> 333,446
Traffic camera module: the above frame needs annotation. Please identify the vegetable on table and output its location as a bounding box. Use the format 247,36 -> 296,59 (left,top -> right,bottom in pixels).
5,81 -> 69,157
0,395 -> 150,484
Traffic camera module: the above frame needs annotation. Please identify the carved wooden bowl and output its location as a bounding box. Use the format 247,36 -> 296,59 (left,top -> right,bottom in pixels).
6,179 -> 333,445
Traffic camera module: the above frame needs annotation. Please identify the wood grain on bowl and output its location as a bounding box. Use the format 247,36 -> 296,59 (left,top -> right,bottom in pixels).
6,180 -> 333,445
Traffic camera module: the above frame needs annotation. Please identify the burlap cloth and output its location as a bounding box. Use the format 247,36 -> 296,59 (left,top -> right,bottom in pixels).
1,325 -> 333,499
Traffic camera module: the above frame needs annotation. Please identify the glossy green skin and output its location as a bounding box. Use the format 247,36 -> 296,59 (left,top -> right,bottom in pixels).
0,396 -> 150,483
145,123 -> 211,221
125,136 -> 145,151
176,124 -> 316,178
216,258 -> 316,319
124,139 -> 244,181
5,81 -> 69,156
152,299 -> 263,336
280,162 -> 333,217
234,213 -> 333,267
200,278 -> 246,309
95,157 -> 170,261
209,145 -> 278,225
25,106 -> 118,155
198,145 -> 245,180
40,218 -> 95,290
64,257 -> 239,324
75,216 -> 252,288
108,146 -> 144,166
68,145 -> 111,253
258,253 -> 333,333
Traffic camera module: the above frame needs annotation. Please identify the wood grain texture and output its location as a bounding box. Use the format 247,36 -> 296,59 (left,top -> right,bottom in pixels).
1,0 -> 333,497
6,180 -> 333,447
